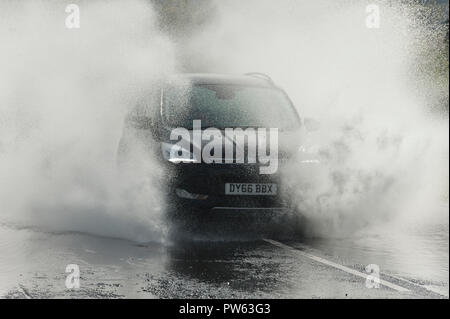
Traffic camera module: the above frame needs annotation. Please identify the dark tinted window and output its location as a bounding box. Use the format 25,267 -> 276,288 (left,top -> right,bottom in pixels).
163,84 -> 300,130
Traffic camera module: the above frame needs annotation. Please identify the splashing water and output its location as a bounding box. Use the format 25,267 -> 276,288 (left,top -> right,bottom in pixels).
169,0 -> 449,236
0,0 -> 448,241
0,0 -> 177,242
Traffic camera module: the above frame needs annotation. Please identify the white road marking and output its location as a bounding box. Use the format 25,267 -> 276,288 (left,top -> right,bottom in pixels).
17,284 -> 32,299
212,207 -> 286,210
386,273 -> 448,297
263,238 -> 410,293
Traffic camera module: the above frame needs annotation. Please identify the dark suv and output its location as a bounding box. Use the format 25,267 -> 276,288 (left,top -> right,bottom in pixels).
118,73 -> 308,228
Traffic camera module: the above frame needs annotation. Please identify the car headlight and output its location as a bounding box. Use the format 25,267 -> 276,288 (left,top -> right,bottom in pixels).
298,144 -> 319,154
175,188 -> 208,200
297,145 -> 321,164
161,142 -> 197,163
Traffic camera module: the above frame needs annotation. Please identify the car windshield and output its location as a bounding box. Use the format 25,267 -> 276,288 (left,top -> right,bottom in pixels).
162,84 -> 300,130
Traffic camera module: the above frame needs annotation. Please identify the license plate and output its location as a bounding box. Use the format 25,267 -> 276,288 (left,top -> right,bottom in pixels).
225,183 -> 277,195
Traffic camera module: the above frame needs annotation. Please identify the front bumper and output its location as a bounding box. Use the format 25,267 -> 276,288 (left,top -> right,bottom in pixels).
164,162 -> 290,217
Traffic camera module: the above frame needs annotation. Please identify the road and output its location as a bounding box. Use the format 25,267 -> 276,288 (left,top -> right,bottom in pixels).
0,215 -> 448,299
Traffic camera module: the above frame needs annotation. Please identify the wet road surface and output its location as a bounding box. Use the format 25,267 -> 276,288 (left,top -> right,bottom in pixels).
0,219 -> 447,299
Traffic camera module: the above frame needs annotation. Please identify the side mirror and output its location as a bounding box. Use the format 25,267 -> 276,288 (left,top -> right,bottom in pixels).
127,116 -> 154,130
303,118 -> 320,132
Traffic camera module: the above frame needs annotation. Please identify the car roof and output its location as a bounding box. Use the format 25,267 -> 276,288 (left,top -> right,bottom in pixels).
167,73 -> 276,88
